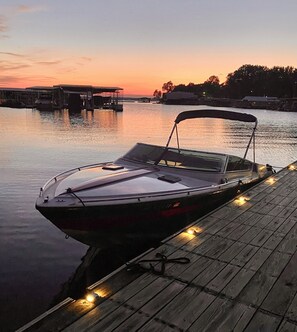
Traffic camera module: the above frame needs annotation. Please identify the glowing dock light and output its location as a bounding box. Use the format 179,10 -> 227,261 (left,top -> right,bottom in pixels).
187,228 -> 197,235
186,227 -> 202,236
85,292 -> 100,303
288,165 -> 297,171
235,196 -> 250,205
266,177 -> 276,185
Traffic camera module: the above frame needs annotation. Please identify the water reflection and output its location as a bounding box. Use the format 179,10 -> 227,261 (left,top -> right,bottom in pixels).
34,108 -> 121,131
51,242 -> 154,306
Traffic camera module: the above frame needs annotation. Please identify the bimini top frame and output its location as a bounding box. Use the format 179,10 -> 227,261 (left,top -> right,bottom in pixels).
165,109 -> 258,163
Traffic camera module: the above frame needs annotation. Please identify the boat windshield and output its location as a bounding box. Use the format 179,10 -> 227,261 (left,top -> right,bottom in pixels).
122,143 -> 226,172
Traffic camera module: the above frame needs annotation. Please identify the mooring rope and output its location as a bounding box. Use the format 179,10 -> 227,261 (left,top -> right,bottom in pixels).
126,252 -> 190,276
66,188 -> 86,207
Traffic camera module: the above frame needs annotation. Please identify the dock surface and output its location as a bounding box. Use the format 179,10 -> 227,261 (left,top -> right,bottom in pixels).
18,163 -> 297,331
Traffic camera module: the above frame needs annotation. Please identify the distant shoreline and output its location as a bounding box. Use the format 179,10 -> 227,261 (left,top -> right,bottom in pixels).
161,97 -> 297,112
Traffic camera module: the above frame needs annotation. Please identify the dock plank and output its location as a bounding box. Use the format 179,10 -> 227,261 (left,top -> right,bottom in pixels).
263,233 -> 285,250
206,264 -> 240,293
231,244 -> 259,266
154,288 -> 215,331
204,238 -> 235,259
87,304 -> 136,332
259,251 -> 292,278
244,247 -> 272,271
278,320 -> 297,332
243,311 -> 281,332
286,292 -> 297,322
191,260 -> 227,287
140,280 -> 186,316
219,241 -> 247,263
264,215 -> 286,230
177,256 -> 215,284
137,319 -> 180,332
239,271 -> 277,306
63,298 -> 120,332
216,221 -> 241,237
221,268 -> 256,299
227,224 -> 252,241
261,251 -> 297,316
181,232 -> 211,252
125,276 -> 172,309
188,297 -> 255,332
111,310 -> 152,332
250,229 -> 274,247
238,227 -> 263,244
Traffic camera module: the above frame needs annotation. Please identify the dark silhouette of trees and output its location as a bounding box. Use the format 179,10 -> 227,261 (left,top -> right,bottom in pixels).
224,65 -> 269,98
154,65 -> 297,99
174,83 -> 201,95
172,76 -> 222,98
202,75 -> 221,97
224,64 -> 297,98
162,81 -> 175,93
205,75 -> 220,85
266,66 -> 297,98
153,89 -> 162,99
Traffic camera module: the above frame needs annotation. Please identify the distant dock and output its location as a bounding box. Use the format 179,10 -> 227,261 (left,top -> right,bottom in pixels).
18,162 -> 297,331
0,84 -> 123,112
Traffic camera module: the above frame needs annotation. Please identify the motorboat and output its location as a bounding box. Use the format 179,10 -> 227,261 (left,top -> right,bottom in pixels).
36,109 -> 273,247
34,93 -> 55,111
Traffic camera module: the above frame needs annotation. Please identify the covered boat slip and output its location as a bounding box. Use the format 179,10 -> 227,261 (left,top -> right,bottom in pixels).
19,162 -> 297,331
0,84 -> 123,111
33,84 -> 124,112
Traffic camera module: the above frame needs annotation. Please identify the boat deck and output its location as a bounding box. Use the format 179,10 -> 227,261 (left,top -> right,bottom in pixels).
18,162 -> 297,331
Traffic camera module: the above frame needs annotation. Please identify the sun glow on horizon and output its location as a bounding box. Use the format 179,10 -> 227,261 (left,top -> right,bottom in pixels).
1,1 -> 297,95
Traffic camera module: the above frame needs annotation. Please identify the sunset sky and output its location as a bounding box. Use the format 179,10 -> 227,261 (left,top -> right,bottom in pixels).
1,0 -> 297,96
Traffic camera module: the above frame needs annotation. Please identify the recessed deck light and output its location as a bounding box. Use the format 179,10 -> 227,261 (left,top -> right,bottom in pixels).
266,177 -> 276,185
85,292 -> 99,303
288,165 -> 297,171
235,196 -> 250,205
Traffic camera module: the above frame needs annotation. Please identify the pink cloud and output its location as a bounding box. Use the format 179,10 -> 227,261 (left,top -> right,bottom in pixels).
36,60 -> 61,66
0,62 -> 30,71
16,5 -> 46,14
0,51 -> 25,57
0,15 -> 8,38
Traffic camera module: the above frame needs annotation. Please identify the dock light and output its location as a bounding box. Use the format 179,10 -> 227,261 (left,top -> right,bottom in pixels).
266,177 -> 276,185
288,165 -> 297,171
186,227 -> 202,236
85,292 -> 100,303
235,196 -> 250,205
187,228 -> 197,235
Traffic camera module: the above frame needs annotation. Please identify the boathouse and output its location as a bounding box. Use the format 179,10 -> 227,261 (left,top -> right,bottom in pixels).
0,84 -> 123,112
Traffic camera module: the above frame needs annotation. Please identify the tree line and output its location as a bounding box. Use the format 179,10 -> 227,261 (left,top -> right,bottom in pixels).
153,64 -> 297,99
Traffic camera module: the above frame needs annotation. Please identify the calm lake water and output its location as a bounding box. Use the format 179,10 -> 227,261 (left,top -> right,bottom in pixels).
0,102 -> 296,330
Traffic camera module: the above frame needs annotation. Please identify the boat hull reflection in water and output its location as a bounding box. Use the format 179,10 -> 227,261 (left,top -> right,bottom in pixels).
36,109 -> 274,247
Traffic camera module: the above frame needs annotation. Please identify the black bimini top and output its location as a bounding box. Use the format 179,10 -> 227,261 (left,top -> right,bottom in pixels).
175,109 -> 257,124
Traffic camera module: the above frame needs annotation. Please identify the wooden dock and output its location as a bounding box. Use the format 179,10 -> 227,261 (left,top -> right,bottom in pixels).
18,163 -> 297,331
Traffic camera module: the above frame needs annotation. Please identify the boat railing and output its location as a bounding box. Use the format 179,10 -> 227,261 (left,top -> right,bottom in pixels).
73,178 -> 245,204
39,162 -> 111,195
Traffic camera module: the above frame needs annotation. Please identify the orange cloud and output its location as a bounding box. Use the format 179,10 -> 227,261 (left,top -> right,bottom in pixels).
16,4 -> 47,14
